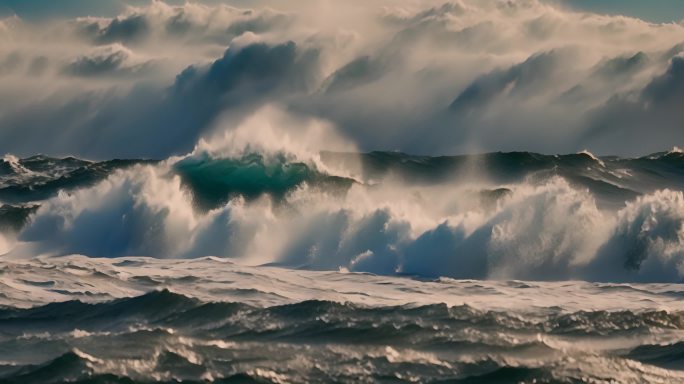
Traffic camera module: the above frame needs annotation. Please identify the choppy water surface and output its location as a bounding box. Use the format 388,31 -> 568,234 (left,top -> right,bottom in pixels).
0,256 -> 683,383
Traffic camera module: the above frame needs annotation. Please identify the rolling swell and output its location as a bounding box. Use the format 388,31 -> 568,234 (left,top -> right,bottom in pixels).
626,342 -> 684,370
1,290 -> 683,383
321,150 -> 684,191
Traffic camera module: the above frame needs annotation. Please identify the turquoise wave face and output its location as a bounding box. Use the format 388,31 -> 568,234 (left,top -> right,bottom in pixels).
173,152 -> 354,211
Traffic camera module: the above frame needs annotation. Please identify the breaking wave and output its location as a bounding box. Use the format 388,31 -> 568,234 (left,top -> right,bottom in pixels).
2,145 -> 684,282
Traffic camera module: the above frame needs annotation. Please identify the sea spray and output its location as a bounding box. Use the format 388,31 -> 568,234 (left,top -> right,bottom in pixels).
3,148 -> 684,282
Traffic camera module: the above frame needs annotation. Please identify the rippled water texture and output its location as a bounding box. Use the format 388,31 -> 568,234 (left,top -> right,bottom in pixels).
0,256 -> 683,383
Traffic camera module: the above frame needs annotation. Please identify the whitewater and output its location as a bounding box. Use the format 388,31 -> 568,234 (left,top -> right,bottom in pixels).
2,135 -> 684,382
3,144 -> 684,282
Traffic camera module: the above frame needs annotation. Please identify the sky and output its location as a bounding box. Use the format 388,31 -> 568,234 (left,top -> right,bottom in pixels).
0,0 -> 682,159
2,0 -> 683,22
561,0 -> 684,23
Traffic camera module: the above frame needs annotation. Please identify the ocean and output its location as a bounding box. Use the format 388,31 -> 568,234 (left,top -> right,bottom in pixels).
1,149 -> 684,383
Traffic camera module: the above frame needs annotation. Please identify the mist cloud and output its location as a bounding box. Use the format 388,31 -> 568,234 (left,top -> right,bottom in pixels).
581,54 -> 684,154
0,0 -> 682,158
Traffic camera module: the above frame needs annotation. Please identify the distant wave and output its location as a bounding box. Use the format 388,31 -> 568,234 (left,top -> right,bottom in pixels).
2,149 -> 684,282
0,155 -> 156,204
